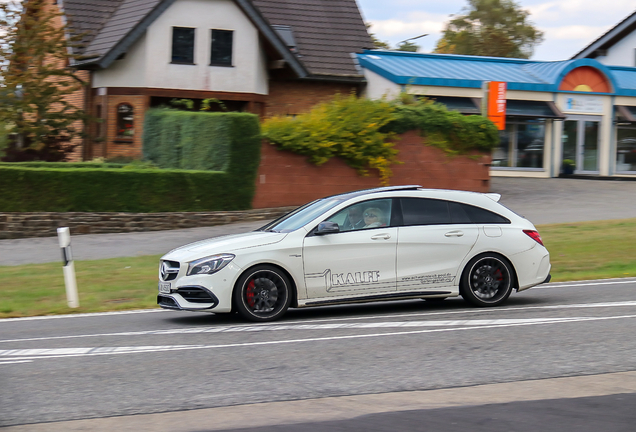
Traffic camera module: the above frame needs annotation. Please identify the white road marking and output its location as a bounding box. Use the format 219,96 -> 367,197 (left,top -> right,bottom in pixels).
3,300 -> 636,344
0,278 -> 634,324
536,279 -> 636,289
2,314 -> 636,363
0,309 -> 166,324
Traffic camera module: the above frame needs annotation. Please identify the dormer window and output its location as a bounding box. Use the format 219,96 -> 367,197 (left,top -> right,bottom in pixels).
210,29 -> 233,66
172,27 -> 195,64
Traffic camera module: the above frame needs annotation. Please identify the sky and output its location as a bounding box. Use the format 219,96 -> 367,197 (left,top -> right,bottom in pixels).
357,0 -> 636,61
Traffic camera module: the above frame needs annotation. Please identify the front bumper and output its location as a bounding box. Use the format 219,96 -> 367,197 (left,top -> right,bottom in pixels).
158,285 -> 220,311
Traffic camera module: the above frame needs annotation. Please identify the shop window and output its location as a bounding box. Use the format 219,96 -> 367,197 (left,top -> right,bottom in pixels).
491,120 -> 545,169
172,27 -> 195,64
117,104 -> 134,140
210,29 -> 233,66
616,126 -> 636,173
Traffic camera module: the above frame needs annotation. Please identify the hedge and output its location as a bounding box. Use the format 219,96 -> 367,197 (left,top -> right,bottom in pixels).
143,109 -> 232,171
0,113 -> 261,212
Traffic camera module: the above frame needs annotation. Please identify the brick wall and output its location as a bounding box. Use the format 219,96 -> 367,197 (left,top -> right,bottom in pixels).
266,80 -> 360,117
252,130 -> 491,208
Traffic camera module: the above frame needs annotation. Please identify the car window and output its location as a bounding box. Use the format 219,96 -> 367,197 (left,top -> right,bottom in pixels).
259,198 -> 345,232
400,198 -> 451,225
326,198 -> 393,231
449,202 -> 472,223
460,203 -> 511,224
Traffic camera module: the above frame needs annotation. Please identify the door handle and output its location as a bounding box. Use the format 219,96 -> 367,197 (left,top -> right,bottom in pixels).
371,233 -> 391,240
445,230 -> 464,237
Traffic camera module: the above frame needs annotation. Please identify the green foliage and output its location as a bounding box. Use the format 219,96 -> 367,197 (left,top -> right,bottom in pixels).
0,0 -> 88,155
142,109 -> 249,172
0,166 -> 247,212
262,94 -> 498,184
0,113 -> 262,212
434,0 -> 544,59
262,94 -> 398,183
170,98 -> 194,110
366,23 -> 391,50
386,99 -> 499,155
396,41 -> 420,52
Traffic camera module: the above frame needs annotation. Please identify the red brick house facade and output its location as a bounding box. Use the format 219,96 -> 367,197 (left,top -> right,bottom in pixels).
56,0 -> 372,161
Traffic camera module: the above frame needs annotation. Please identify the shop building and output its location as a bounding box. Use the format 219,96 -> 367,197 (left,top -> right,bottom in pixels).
357,50 -> 636,178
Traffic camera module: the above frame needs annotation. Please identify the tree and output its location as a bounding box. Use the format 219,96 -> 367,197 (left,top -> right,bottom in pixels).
0,0 -> 87,161
433,0 -> 544,59
396,41 -> 419,52
366,23 -> 391,50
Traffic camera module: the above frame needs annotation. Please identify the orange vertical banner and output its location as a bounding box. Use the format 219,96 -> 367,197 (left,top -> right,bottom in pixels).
487,81 -> 507,130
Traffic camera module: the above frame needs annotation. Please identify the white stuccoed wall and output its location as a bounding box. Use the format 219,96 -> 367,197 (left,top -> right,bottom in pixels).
593,32 -> 636,67
93,0 -> 268,95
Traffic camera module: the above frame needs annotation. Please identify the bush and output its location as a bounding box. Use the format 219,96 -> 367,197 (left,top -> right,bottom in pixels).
386,99 -> 499,155
0,113 -> 262,212
262,94 -> 398,183
262,95 -> 499,184
143,109 -> 234,171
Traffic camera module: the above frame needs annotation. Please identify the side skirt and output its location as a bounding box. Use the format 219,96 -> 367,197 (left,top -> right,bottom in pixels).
299,291 -> 456,308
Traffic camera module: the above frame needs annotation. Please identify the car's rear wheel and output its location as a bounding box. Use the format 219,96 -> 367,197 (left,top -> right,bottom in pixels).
460,254 -> 514,307
234,265 -> 292,322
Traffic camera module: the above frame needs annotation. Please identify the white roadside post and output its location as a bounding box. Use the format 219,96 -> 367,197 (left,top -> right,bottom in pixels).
57,227 -> 79,308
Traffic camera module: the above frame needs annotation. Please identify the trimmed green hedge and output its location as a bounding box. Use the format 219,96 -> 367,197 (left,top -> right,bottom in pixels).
143,109 -> 232,171
0,113 -> 261,212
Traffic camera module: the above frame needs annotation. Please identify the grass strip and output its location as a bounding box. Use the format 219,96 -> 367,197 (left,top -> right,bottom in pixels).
1,218 -> 635,318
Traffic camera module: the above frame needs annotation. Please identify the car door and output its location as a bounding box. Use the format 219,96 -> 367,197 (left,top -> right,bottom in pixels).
303,198 -> 397,299
396,198 -> 479,291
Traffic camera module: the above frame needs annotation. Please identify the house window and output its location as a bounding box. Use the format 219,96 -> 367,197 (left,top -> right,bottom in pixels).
616,125 -> 636,173
210,29 -> 233,66
117,104 -> 134,139
492,120 -> 545,169
172,27 -> 195,64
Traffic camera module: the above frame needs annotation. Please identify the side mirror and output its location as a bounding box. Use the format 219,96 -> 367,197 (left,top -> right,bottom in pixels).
315,221 -> 340,235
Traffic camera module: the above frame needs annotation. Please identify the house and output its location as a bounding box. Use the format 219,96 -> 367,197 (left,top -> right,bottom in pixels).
58,0 -> 372,160
571,9 -> 636,67
358,50 -> 636,178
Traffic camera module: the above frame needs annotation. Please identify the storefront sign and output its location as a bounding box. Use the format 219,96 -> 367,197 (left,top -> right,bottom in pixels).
486,81 -> 507,130
562,95 -> 604,114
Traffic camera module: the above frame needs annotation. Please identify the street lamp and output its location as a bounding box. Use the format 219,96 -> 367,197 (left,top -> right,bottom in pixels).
396,34 -> 429,46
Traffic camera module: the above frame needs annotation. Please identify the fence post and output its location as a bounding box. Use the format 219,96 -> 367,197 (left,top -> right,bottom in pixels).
57,227 -> 79,308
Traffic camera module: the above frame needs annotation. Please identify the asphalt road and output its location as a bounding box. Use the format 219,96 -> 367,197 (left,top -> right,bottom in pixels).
2,278 -> 636,430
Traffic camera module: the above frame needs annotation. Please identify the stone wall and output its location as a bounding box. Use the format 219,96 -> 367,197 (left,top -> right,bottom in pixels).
0,208 -> 295,240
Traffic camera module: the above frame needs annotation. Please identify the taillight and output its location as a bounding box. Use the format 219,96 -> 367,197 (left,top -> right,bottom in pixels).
523,229 -> 544,246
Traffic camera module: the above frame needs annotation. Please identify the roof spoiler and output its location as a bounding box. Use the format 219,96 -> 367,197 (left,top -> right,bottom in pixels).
485,193 -> 501,202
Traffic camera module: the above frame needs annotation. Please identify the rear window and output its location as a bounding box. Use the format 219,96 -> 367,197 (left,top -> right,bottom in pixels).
460,203 -> 510,224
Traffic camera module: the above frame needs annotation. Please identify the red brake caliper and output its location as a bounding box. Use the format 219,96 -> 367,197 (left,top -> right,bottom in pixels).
246,279 -> 256,308
495,269 -> 503,282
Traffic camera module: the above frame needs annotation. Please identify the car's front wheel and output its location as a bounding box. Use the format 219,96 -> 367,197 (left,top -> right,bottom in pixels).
460,254 -> 514,307
234,265 -> 292,322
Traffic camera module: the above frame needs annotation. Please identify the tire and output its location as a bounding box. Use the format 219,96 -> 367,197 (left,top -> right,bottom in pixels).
460,254 -> 514,307
233,265 -> 292,322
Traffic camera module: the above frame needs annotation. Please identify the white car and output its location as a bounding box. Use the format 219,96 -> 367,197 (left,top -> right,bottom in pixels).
157,186 -> 551,322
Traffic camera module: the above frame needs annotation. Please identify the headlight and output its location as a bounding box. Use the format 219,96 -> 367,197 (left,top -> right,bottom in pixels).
186,254 -> 235,276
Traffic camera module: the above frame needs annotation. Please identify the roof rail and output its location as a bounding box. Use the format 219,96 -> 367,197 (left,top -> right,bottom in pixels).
328,185 -> 422,199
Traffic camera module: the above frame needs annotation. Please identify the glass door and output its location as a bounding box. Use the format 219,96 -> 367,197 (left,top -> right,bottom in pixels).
562,117 -> 600,173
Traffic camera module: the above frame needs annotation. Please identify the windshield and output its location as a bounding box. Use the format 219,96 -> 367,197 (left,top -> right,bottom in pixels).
258,198 -> 345,233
